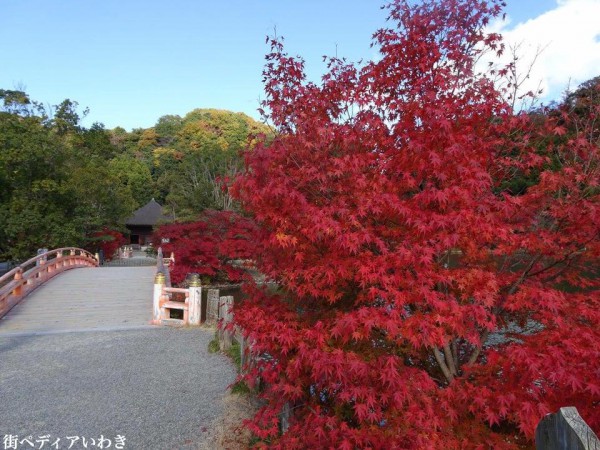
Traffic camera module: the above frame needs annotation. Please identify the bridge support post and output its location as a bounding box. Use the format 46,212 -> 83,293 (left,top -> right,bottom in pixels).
152,272 -> 166,325
188,274 -> 201,326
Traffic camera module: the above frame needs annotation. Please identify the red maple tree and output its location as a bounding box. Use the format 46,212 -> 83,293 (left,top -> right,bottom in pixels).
89,228 -> 126,262
231,0 -> 599,447
153,209 -> 258,284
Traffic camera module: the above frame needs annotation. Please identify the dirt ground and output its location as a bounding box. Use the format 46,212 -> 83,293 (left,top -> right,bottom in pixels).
199,392 -> 261,449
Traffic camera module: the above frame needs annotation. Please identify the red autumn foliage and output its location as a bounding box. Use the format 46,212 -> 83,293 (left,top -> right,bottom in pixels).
89,228 -> 126,261
231,0 -> 600,447
153,209 -> 259,284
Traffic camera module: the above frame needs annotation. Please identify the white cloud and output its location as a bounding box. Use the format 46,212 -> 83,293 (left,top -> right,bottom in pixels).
490,0 -> 600,105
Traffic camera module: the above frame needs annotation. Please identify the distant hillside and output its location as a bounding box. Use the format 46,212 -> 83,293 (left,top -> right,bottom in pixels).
0,88 -> 272,260
108,109 -> 273,219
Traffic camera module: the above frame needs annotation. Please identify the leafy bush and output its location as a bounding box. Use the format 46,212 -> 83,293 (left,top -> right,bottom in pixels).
231,0 -> 600,447
153,209 -> 258,284
89,228 -> 126,261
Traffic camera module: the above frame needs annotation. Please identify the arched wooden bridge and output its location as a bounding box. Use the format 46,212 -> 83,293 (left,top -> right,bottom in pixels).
0,248 -> 237,449
0,248 -> 156,335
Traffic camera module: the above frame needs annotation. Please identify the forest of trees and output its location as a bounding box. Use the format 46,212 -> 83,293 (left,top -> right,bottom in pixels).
0,89 -> 270,261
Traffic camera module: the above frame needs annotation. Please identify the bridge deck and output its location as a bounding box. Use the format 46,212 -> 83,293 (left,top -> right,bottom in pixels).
0,262 -> 239,448
0,266 -> 155,336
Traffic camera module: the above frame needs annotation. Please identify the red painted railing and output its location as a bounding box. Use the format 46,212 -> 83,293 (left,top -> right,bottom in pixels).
0,248 -> 98,319
152,247 -> 200,326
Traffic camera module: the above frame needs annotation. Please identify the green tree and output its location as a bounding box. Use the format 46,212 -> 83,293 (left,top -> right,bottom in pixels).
81,122 -> 118,160
155,109 -> 271,217
0,90 -> 135,261
68,162 -> 137,235
108,154 -> 155,207
0,110 -> 76,259
154,114 -> 183,145
51,98 -> 88,136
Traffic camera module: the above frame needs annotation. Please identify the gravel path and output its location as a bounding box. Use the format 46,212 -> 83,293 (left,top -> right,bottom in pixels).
0,327 -> 237,450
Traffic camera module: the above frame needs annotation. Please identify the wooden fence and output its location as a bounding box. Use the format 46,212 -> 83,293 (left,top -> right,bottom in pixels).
205,288 -> 252,369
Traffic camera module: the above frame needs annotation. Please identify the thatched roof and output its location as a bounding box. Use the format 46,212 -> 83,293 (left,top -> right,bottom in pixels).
125,199 -> 173,227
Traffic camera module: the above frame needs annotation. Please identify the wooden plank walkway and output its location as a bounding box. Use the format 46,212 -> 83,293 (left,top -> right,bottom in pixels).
0,266 -> 155,336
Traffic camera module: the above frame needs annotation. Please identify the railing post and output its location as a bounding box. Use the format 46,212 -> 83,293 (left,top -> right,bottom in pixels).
47,250 -> 58,275
12,269 -> 23,298
153,272 -> 166,324
70,249 -> 76,266
188,274 -> 202,326
47,258 -> 54,275
56,250 -> 64,270
38,257 -> 46,281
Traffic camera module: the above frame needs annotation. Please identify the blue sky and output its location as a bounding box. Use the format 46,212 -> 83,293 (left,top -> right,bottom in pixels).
1,0 -> 597,130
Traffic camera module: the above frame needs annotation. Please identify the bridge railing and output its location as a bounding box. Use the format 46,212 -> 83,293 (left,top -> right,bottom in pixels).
0,247 -> 98,319
152,248 -> 204,326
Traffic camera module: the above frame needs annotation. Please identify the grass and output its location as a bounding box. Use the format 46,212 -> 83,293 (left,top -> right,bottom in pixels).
227,338 -> 242,371
231,380 -> 251,395
208,336 -> 220,353
207,331 -> 254,401
205,332 -> 264,447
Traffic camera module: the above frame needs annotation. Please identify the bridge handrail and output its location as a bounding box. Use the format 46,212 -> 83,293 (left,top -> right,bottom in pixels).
0,247 -> 98,319
0,248 -> 96,285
